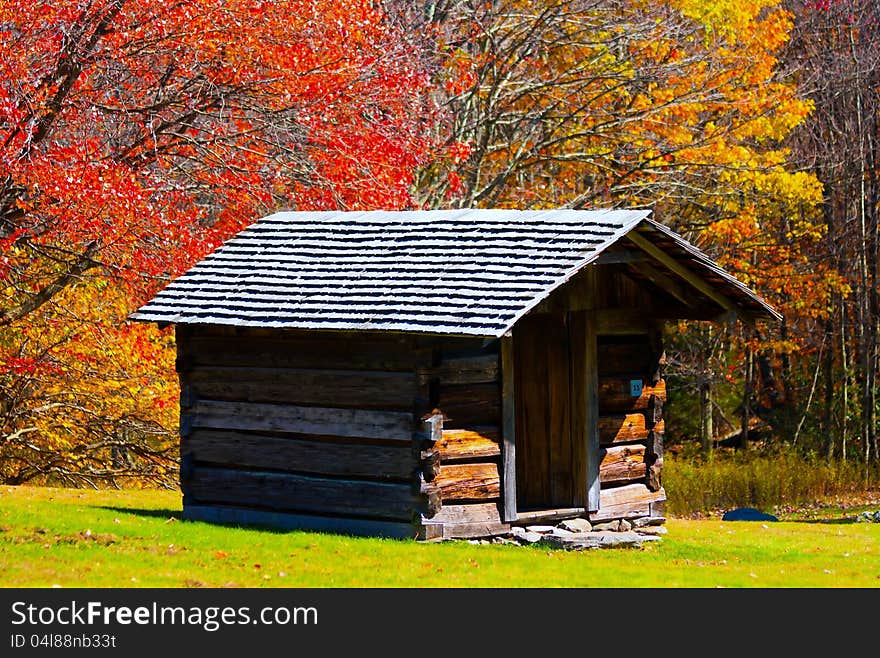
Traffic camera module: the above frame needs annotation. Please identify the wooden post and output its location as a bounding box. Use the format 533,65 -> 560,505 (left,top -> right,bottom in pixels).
501,332 -> 517,522
585,313 -> 600,511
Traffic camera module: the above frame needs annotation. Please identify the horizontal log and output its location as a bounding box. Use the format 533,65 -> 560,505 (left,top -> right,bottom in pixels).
180,334 -> 431,372
436,462 -> 500,501
598,414 -> 648,444
186,466 -> 421,521
515,508 -> 586,524
421,502 -> 502,525
182,430 -> 417,480
599,444 -> 647,483
185,400 -> 414,441
598,378 -> 666,413
184,367 -> 417,410
599,483 -> 666,509
436,427 -> 501,461
438,383 -> 501,427
433,354 -> 499,385
439,521 -> 511,539
597,341 -> 654,376
183,504 -> 417,539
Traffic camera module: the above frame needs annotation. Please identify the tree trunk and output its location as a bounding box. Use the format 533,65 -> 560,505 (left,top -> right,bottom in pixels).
700,381 -> 713,456
823,318 -> 835,462
741,349 -> 752,452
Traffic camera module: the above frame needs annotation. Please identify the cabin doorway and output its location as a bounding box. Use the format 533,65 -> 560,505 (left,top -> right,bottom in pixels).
514,311 -> 589,512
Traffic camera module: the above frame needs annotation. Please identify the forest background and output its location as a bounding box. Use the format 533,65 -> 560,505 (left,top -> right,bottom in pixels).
1,0 -> 878,507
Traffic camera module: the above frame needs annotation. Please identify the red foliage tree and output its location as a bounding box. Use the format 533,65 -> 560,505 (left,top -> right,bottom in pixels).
0,0 -> 435,484
0,0 -> 432,319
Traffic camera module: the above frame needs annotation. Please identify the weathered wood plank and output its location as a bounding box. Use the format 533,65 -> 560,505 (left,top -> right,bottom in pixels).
186,466 -> 422,520
434,354 -> 499,385
181,334 -> 431,372
182,430 -> 417,480
185,400 -> 414,441
517,315 -> 551,508
183,367 -> 417,410
549,311 -> 573,506
436,463 -> 500,501
437,427 -> 501,461
598,377 -> 666,412
437,382 -> 501,427
599,413 -> 649,444
421,502 -> 502,525
501,333 -> 517,522
599,444 -> 648,483
183,504 -> 417,539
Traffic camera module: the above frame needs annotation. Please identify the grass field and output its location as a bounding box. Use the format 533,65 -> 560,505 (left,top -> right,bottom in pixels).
1,485 -> 879,588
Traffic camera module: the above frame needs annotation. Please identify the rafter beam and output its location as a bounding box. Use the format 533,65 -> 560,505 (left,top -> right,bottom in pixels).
625,230 -> 755,325
627,260 -> 695,309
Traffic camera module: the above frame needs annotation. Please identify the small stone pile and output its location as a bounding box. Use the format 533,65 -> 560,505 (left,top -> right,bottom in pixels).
470,516 -> 667,550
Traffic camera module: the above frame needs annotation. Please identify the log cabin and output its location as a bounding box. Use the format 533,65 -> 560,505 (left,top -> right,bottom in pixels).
131,209 -> 780,540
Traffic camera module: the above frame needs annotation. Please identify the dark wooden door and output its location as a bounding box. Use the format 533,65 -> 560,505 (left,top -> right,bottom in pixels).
514,311 -> 587,511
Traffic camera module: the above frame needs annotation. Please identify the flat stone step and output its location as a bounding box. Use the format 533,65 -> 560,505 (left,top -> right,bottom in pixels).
538,530 -> 661,550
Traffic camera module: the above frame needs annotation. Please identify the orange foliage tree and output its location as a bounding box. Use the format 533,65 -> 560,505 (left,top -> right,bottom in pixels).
393,0 -> 838,448
0,0 -> 434,485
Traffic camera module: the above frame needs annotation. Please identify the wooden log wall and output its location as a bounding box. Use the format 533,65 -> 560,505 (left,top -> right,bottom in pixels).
594,332 -> 667,521
177,325 -> 442,539
418,340 -> 507,539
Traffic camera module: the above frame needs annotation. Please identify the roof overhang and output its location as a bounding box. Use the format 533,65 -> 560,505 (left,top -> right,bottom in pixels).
130,209 -> 781,337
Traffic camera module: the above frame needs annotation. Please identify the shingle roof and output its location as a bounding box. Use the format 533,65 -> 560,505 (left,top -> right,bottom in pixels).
130,208 -> 779,336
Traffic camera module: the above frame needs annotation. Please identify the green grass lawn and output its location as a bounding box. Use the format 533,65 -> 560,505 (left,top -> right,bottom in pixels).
1,485 -> 879,588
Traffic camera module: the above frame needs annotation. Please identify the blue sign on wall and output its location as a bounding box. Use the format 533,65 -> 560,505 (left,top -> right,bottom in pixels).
629,379 -> 643,397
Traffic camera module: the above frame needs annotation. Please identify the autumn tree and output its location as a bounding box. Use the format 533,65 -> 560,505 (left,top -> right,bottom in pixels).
389,0 -> 830,451
783,0 -> 880,463
0,0 -> 434,485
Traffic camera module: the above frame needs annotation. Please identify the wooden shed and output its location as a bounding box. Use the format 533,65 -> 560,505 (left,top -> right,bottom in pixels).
132,209 -> 780,540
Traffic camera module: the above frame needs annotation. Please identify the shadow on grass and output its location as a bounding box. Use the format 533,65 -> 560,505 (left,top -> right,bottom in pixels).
97,505 -> 182,520
96,505 -> 352,537
785,517 -> 858,525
